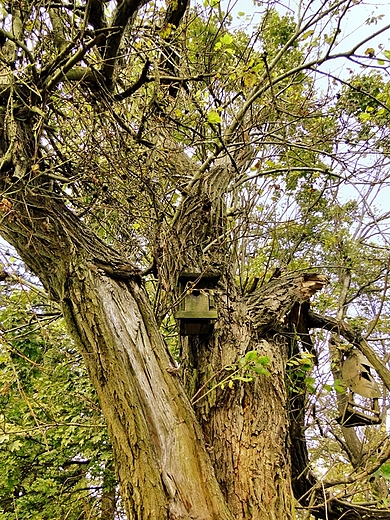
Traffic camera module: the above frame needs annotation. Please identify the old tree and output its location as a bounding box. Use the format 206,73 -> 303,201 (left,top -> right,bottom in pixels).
2,0 -> 390,518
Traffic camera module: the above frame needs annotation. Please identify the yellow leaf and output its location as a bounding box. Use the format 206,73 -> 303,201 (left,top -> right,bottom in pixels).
301,29 -> 314,40
243,72 -> 257,88
207,110 -> 222,124
159,23 -> 173,39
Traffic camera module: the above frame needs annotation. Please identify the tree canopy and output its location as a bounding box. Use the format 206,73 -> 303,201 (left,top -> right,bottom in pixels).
1,0 -> 390,519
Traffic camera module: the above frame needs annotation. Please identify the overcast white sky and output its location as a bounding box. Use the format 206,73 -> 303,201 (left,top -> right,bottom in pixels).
220,0 -> 390,214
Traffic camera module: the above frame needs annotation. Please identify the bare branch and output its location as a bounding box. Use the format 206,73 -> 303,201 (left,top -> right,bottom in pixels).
114,59 -> 151,101
234,166 -> 331,189
308,311 -> 390,391
0,28 -> 35,66
102,0 -> 150,84
44,34 -> 105,91
323,437 -> 390,488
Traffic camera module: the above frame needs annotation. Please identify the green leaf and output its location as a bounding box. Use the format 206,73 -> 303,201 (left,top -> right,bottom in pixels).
257,355 -> 270,366
203,0 -> 220,7
301,29 -> 314,40
380,463 -> 390,479
359,112 -> 371,122
9,440 -> 23,452
383,49 -> 390,60
0,434 -> 10,444
245,350 -> 259,361
250,365 -> 270,376
159,23 -> 173,39
220,34 -> 233,45
243,71 -> 257,87
207,110 -> 222,124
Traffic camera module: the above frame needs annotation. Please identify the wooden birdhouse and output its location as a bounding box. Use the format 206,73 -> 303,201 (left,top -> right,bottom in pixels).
174,271 -> 220,335
337,350 -> 382,427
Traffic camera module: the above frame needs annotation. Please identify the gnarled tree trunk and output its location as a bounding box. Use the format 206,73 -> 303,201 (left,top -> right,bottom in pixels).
2,3 -> 390,519
0,89 -> 346,520
0,180 -> 233,519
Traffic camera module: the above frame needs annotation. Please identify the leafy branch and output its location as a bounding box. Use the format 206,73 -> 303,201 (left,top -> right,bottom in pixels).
191,351 -> 270,405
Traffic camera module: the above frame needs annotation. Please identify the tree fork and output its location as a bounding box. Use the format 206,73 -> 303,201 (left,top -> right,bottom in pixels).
0,191 -> 233,519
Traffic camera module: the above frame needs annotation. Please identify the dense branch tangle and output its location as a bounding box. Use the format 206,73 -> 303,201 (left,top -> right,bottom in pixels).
1,1 -> 390,519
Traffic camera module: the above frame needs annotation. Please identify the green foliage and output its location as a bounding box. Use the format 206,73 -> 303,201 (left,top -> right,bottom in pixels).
221,350 -> 271,386
287,352 -> 316,394
337,72 -> 390,127
1,0 -> 390,514
192,350 -> 270,404
379,463 -> 390,480
0,285 -> 117,519
323,379 -> 345,394
262,10 -> 298,54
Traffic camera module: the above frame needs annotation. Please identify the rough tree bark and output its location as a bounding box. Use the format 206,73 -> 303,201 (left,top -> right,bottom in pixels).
1,149 -> 389,519
0,184 -> 233,518
0,180 -> 326,520
0,107 -> 321,519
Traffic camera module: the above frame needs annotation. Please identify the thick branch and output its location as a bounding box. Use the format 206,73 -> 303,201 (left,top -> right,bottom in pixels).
163,0 -> 189,27
0,175 -> 233,520
48,8 -> 69,52
87,0 -> 107,31
44,34 -> 105,90
102,0 -> 150,84
246,273 -> 329,335
114,59 -> 151,101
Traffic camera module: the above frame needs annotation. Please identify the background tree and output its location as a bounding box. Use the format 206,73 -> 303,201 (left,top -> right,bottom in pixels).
0,275 -> 118,519
1,0 -> 390,519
